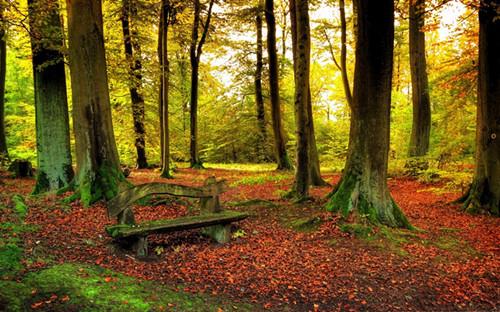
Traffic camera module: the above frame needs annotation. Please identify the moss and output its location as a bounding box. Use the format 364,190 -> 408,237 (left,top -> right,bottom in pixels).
0,243 -> 23,278
75,163 -> 127,207
339,223 -> 374,239
11,194 -> 28,219
0,263 -> 253,312
288,216 -> 322,233
32,170 -> 50,195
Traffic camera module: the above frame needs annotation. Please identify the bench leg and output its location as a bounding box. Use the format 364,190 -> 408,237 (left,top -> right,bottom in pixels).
203,224 -> 231,244
133,236 -> 148,257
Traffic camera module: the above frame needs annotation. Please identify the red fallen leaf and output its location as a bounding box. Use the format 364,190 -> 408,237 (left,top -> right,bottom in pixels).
313,303 -> 319,311
348,293 -> 356,300
31,302 -> 44,309
61,295 -> 70,302
104,277 -> 112,283
50,294 -> 58,301
361,300 -> 367,305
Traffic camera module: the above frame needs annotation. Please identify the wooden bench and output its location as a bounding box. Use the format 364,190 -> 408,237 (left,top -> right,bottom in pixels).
105,177 -> 248,257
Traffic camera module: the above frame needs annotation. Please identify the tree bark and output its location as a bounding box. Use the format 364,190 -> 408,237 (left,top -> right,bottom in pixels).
408,0 -> 431,157
158,0 -> 172,178
0,5 -> 8,160
339,0 -> 352,107
289,0 -> 310,198
66,0 -> 124,206
265,0 -> 293,170
189,0 -> 214,169
461,0 -> 500,216
290,0 -> 326,187
28,0 -> 73,194
121,0 -> 148,169
326,0 -> 411,228
255,0 -> 267,161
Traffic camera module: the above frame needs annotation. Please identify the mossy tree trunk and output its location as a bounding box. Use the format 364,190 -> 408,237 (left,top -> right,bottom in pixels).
461,0 -> 500,216
255,0 -> 268,161
326,0 -> 411,228
265,0 -> 293,171
0,5 -> 8,161
66,0 -> 124,206
158,0 -> 172,178
121,0 -> 148,169
408,0 -> 431,157
290,0 -> 327,187
28,0 -> 73,194
189,0 -> 214,169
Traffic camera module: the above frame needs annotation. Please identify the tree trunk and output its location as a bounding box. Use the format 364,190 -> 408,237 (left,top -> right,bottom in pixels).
289,0 -> 310,198
121,0 -> 148,169
339,0 -> 352,107
265,0 -> 292,170
189,0 -> 214,169
461,0 -> 500,216
28,0 -> 73,194
290,0 -> 326,186
408,0 -> 431,157
255,0 -> 267,161
0,6 -> 8,161
326,0 -> 411,228
66,0 -> 124,206
158,0 -> 172,178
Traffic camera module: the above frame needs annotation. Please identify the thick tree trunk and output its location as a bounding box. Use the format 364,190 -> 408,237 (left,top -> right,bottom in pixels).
265,0 -> 292,170
28,0 -> 73,194
158,0 -> 172,178
290,0 -> 326,187
326,0 -> 411,228
408,0 -> 431,157
461,0 -> 500,216
0,6 -> 8,160
66,0 -> 124,206
289,0 -> 310,198
121,0 -> 148,169
255,0 -> 267,161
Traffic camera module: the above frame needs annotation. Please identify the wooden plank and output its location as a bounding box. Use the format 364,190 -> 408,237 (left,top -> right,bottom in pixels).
106,210 -> 248,239
107,180 -> 227,218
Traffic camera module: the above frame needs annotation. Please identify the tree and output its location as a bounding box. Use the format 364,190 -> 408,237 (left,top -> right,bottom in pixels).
28,0 -> 73,193
189,0 -> 215,169
326,0 -> 411,228
289,0 -> 310,198
0,4 -> 7,161
121,0 -> 148,169
408,0 -> 431,157
265,0 -> 293,170
460,0 -> 500,216
66,0 -> 124,206
290,0 -> 327,186
255,0 -> 267,160
159,0 -> 172,178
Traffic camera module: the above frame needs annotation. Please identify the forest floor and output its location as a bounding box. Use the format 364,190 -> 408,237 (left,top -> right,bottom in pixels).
0,166 -> 499,311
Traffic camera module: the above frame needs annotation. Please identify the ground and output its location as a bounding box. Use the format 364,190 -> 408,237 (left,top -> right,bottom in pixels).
0,165 -> 499,311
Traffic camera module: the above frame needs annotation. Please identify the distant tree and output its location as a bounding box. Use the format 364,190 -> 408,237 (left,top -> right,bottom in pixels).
28,0 -> 73,193
121,0 -> 148,169
189,0 -> 215,169
255,0 -> 267,160
158,0 -> 172,178
66,0 -> 124,206
408,0 -> 431,157
290,0 -> 326,186
0,4 -> 7,161
265,0 -> 293,170
326,0 -> 412,228
289,0 -> 310,199
460,0 -> 500,216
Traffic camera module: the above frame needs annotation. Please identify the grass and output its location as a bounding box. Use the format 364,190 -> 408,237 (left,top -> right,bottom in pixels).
230,174 -> 289,187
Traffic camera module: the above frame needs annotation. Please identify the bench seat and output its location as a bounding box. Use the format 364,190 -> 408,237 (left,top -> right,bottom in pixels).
106,210 -> 248,239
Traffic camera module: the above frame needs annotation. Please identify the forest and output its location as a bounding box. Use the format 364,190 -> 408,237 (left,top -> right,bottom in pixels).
0,0 -> 499,311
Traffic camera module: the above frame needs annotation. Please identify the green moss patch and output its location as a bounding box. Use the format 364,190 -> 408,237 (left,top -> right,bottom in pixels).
288,216 -> 323,233
0,263 -> 253,312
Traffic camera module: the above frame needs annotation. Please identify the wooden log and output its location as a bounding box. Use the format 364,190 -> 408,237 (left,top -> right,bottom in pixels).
200,176 -> 221,213
107,180 -> 227,218
106,211 -> 248,239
